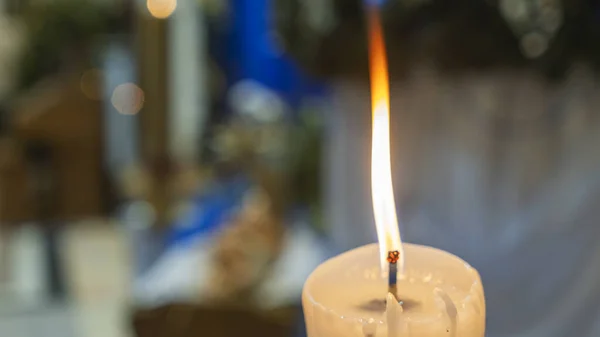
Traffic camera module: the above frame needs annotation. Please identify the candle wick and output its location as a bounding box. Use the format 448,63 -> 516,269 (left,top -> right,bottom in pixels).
387,250 -> 400,302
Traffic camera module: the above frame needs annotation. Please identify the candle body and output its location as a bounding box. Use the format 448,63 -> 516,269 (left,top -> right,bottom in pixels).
302,243 -> 485,337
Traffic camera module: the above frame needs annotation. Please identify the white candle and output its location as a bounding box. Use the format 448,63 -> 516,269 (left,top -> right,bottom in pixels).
302,243 -> 485,337
302,6 -> 485,337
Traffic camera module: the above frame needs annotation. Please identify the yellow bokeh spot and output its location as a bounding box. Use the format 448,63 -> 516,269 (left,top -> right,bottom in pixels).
147,0 -> 177,19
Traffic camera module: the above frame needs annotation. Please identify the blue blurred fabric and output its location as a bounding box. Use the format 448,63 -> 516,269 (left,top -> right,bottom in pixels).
166,176 -> 251,247
210,0 -> 326,112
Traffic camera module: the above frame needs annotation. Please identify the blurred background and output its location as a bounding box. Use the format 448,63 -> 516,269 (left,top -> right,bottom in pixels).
0,1 -> 599,337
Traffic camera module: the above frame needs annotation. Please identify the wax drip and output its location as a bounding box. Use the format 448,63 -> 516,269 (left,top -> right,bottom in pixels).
385,292 -> 404,337
435,288 -> 458,337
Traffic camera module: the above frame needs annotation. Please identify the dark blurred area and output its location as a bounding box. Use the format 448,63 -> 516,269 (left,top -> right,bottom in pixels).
0,1 -> 599,337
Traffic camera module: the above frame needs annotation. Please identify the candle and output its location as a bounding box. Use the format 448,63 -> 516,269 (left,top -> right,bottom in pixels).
302,243 -> 485,337
302,5 -> 486,337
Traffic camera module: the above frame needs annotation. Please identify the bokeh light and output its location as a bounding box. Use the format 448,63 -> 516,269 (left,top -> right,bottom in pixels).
146,0 -> 177,19
80,69 -> 103,100
111,83 -> 145,115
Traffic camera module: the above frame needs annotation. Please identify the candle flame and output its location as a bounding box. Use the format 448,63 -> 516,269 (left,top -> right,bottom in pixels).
367,8 -> 404,273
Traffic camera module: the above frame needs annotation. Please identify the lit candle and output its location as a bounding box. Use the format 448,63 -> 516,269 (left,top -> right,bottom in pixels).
301,6 -> 486,337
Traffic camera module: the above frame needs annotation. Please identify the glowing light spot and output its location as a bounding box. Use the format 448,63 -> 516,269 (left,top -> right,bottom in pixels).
147,0 -> 177,19
521,32 -> 548,59
80,69 -> 103,100
111,83 -> 144,115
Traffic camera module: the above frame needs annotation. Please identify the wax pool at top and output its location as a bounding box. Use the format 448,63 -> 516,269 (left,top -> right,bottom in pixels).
307,268 -> 469,323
